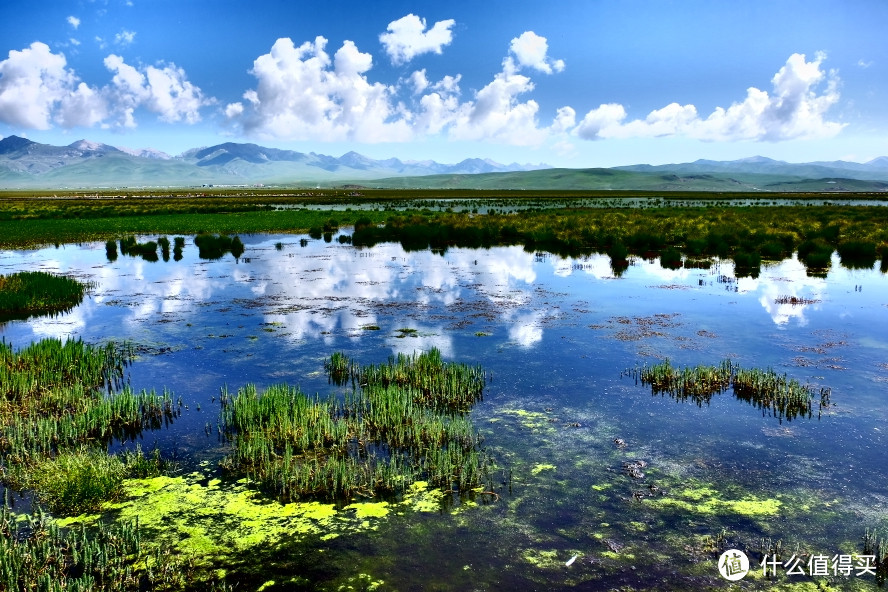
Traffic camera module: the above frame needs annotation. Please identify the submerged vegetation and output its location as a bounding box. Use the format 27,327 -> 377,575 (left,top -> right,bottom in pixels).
0,271 -> 90,320
221,348 -> 490,500
633,359 -> 831,421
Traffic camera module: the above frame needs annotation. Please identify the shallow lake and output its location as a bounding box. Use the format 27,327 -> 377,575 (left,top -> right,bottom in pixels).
2,233 -> 887,590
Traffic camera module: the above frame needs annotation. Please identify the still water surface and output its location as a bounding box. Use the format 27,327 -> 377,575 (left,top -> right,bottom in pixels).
2,233 -> 887,590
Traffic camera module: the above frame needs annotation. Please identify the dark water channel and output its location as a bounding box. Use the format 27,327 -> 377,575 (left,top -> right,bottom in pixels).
2,233 -> 887,590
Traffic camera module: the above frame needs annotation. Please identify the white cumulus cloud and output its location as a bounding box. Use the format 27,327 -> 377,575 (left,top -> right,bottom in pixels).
67,16 -> 81,29
0,41 -> 211,131
230,36 -> 411,142
574,52 -> 843,142
380,14 -> 455,65
509,31 -> 564,74
0,42 -> 84,129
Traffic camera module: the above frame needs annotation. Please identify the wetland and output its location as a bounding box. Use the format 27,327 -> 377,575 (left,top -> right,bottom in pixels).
1,193 -> 887,590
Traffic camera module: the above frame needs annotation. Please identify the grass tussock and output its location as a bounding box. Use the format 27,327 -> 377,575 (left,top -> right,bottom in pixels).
0,501 -> 234,591
0,271 -> 90,320
221,348 -> 490,501
193,233 -> 245,260
635,359 -> 830,421
0,338 -> 176,516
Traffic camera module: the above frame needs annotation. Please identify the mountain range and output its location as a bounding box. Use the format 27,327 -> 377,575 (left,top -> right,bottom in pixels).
1,135 -> 887,192
0,135 -> 547,188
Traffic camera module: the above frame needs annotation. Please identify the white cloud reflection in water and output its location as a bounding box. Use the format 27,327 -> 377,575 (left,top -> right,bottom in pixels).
0,236 -> 880,354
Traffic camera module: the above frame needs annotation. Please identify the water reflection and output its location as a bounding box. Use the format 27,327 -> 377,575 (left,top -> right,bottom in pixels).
2,234 -> 888,589
1,237 -> 886,348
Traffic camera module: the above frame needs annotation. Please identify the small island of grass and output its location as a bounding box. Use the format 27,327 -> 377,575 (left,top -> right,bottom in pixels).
0,271 -> 91,320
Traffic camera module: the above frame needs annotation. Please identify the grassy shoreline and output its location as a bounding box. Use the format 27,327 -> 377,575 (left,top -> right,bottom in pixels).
2,193 -> 888,252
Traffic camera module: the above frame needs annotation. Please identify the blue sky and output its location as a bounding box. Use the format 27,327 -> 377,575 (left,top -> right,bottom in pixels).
1,0 -> 885,166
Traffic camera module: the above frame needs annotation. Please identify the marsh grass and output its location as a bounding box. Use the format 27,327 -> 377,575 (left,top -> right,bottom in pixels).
105,239 -> 118,262
118,236 -> 158,261
636,360 -> 828,421
0,271 -> 90,320
837,239 -> 877,269
222,348 -> 489,501
0,500 -> 227,591
193,233 -> 245,260
863,528 -> 888,585
0,338 -> 175,515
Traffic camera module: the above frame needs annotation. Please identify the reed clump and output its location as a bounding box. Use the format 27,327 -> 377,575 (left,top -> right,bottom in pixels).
863,528 -> 888,585
118,235 -> 158,261
0,338 -> 175,515
635,360 -> 829,421
221,348 -> 490,502
193,233 -> 245,260
0,271 -> 90,320
0,500 -> 222,591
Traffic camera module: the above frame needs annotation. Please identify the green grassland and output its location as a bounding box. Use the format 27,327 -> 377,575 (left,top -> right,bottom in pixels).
1,191 -> 887,276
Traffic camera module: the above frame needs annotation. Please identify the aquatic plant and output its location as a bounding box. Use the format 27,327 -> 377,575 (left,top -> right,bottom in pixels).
157,235 -> 171,261
27,446 -> 128,515
221,349 -> 490,502
0,271 -> 90,320
659,246 -> 682,269
0,338 -> 175,514
634,360 -> 829,421
0,499 -> 232,591
863,528 -> 888,585
118,235 -> 158,261
837,239 -> 877,269
193,233 -> 245,260
105,239 -> 118,262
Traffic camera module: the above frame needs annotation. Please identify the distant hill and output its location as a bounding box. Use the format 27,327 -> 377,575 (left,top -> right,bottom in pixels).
0,136 -> 545,189
340,168 -> 888,192
1,135 -> 887,191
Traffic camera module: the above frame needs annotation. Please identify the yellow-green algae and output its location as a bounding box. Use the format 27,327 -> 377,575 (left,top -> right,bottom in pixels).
56,473 -> 463,565
496,408 -> 556,432
645,483 -> 781,517
531,463 -> 556,476
402,480 -> 446,512
337,573 -> 385,591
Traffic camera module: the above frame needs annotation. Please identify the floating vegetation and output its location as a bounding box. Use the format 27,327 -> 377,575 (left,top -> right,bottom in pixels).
0,338 -> 176,515
193,233 -> 245,260
631,360 -> 831,421
0,271 -> 90,320
221,348 -> 490,502
774,295 -> 821,305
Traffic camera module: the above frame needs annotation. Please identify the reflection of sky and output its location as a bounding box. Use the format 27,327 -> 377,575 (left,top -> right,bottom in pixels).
2,238 -> 886,350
